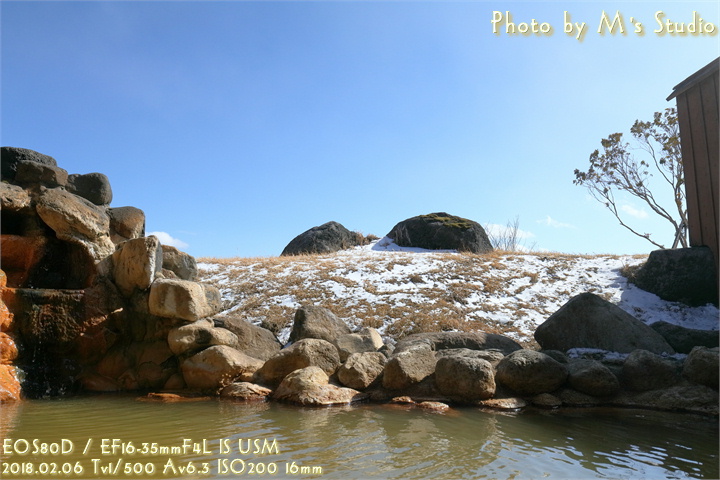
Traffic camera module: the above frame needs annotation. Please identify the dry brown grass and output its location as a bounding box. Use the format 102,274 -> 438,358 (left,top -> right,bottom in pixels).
197,249 -> 645,347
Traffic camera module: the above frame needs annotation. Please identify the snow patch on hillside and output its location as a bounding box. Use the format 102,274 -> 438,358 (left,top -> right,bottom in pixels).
198,240 -> 718,345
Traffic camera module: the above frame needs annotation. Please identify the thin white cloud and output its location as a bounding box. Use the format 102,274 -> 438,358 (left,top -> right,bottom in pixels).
538,216 -> 575,229
148,231 -> 189,249
620,204 -> 649,219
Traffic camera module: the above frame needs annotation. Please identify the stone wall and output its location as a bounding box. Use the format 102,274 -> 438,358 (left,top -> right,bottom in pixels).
0,147 -> 220,398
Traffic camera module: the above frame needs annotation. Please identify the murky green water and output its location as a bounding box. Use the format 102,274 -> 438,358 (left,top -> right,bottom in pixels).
0,395 -> 717,479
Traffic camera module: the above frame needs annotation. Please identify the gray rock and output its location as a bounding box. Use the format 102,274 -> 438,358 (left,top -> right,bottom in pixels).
542,350 -> 569,364
531,393 -> 563,408
621,350 -> 680,391
1,147 -> 57,181
220,382 -> 272,402
567,359 -> 620,397
337,352 -> 386,390
168,319 -> 239,356
35,187 -> 115,261
632,247 -> 718,306
15,160 -> 68,188
281,221 -> 362,256
650,321 -> 719,354
112,236 -> 163,297
387,212 -> 492,253
496,349 -> 568,395
289,306 -> 351,344
395,331 -> 522,355
683,346 -> 719,389
0,182 -> 32,212
161,245 -> 198,281
108,206 -> 146,244
181,345 -> 264,391
253,338 -> 341,386
435,348 -> 506,367
66,172 -> 113,205
382,343 -> 437,390
214,316 -> 282,361
272,366 -> 366,406
534,292 -> 675,354
148,278 -> 221,322
612,383 -> 719,416
334,328 -> 384,362
435,355 -> 496,401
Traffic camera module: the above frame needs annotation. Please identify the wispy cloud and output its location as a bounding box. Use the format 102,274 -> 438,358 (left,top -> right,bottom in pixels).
148,231 -> 189,249
620,204 -> 649,219
538,216 -> 575,229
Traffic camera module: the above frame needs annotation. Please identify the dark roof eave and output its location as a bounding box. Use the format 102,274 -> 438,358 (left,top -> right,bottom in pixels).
666,57 -> 720,101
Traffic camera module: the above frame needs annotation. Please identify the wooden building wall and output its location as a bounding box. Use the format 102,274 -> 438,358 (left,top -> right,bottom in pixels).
668,58 -> 719,272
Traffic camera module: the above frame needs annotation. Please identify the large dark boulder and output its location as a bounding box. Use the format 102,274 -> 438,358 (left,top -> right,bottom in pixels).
650,321 -> 719,354
162,245 -> 198,281
382,343 -> 437,390
214,315 -> 282,361
66,172 -> 113,206
281,221 -> 361,256
495,349 -> 568,395
108,206 -> 146,244
435,355 -> 496,401
289,306 -> 351,344
632,247 -> 718,306
1,147 -> 57,181
253,338 -> 341,386
15,161 -> 68,188
534,292 -> 675,354
682,347 -> 719,389
621,350 -> 680,392
567,359 -> 620,397
386,212 -> 492,253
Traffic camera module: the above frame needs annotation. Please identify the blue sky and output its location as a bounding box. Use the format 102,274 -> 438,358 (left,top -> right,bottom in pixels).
2,1 -> 718,258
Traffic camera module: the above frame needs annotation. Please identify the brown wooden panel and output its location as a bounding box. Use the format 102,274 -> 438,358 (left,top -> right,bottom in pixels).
699,73 -> 719,203
685,80 -> 717,253
699,72 -> 719,265
676,93 -> 702,248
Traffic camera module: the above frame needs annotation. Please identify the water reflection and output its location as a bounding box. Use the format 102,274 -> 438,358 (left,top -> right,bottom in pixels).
1,395 -> 717,479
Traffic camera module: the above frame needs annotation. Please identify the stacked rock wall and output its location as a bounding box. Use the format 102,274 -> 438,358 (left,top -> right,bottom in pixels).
0,147 -> 224,399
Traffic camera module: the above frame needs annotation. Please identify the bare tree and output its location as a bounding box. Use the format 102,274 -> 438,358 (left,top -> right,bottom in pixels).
485,216 -> 536,252
574,107 -> 687,249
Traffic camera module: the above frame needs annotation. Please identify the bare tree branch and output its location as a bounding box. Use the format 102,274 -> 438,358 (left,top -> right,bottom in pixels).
574,107 -> 687,249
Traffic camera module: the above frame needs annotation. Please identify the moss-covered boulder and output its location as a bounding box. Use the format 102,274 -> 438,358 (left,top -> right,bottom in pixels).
386,212 -> 492,253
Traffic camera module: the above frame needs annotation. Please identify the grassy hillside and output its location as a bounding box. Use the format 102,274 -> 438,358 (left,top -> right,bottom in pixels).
198,246 -> 657,349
